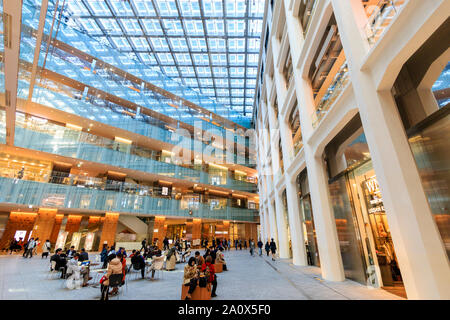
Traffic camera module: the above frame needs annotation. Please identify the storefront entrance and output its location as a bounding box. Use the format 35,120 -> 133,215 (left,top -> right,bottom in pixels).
330,160 -> 405,297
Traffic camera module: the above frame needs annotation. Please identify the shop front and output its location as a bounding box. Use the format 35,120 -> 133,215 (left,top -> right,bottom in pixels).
297,170 -> 320,267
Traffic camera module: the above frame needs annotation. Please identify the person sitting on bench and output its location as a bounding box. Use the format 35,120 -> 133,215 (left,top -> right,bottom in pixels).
183,257 -> 199,300
215,247 -> 227,271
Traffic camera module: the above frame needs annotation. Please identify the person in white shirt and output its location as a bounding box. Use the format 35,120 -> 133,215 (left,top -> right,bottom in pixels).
42,240 -> 51,259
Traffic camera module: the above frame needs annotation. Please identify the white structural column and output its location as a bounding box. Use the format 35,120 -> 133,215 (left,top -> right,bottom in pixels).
267,199 -> 279,246
274,191 -> 290,258
283,1 -> 345,280
331,0 -> 450,299
284,179 -> 308,265
3,0 -> 23,146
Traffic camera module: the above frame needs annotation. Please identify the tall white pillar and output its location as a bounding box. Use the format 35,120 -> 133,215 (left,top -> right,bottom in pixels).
274,193 -> 290,259
285,179 -> 308,265
267,199 -> 279,247
332,0 -> 450,299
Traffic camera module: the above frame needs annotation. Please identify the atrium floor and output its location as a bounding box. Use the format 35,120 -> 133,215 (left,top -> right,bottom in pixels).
0,249 -> 403,300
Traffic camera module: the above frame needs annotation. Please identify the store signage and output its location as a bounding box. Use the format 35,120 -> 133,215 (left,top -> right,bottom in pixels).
84,232 -> 95,251
55,231 -> 68,249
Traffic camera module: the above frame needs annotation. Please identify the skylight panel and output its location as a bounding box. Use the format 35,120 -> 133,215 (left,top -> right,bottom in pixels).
246,67 -> 257,77
79,18 -> 103,35
132,0 -> 156,16
199,78 -> 214,86
120,19 -> 143,35
205,20 -> 225,36
109,0 -> 134,16
175,53 -> 192,65
215,78 -> 228,87
208,38 -> 226,52
189,38 -> 207,52
213,67 -> 228,77
227,20 -> 246,36
163,66 -> 179,77
248,19 -> 263,36
131,37 -> 150,51
138,52 -> 157,64
157,53 -> 175,64
193,54 -> 209,65
184,20 -> 204,36
142,20 -> 163,35
184,78 -> 198,87
66,0 -> 90,16
211,54 -> 227,65
112,37 -> 132,51
180,0 -> 201,17
180,66 -> 195,77
202,0 -> 224,17
196,66 -> 212,77
150,37 -> 170,51
162,20 -> 184,36
247,38 -> 260,52
98,19 -> 122,35
226,0 -> 247,18
86,1 -> 112,16
169,38 -> 189,51
157,0 -> 179,17
228,38 -> 245,52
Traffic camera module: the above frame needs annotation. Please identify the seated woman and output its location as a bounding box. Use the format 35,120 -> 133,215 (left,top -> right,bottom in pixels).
183,257 -> 198,300
166,247 -> 177,271
100,254 -> 123,300
215,248 -> 228,271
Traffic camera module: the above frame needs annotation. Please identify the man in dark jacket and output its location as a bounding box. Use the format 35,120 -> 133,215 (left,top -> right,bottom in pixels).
163,237 -> 169,251
269,239 -> 277,261
257,240 -> 263,256
130,251 -> 146,279
51,248 -> 68,278
79,248 -> 89,262
141,238 -> 147,251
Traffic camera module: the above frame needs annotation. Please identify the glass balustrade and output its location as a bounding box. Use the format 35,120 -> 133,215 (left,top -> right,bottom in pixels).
364,0 -> 406,47
312,63 -> 350,128
13,118 -> 257,192
13,76 -> 249,166
0,176 -> 258,222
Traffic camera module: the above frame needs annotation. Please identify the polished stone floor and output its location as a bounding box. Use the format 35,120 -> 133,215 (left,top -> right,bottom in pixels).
0,249 -> 403,300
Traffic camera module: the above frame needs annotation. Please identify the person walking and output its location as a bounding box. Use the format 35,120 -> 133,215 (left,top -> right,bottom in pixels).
163,237 -> 169,251
257,239 -> 263,256
269,238 -> 277,261
42,239 -> 51,259
238,239 -> 242,250
234,239 -> 238,250
141,238 -> 147,251
33,238 -> 40,256
24,238 -> 36,258
265,241 -> 270,257
249,239 -> 254,256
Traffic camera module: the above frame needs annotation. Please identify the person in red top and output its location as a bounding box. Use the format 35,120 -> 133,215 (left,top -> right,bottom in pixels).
201,255 -> 217,297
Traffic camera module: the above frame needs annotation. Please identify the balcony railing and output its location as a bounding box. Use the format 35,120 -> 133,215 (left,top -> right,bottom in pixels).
0,176 -> 258,222
13,124 -> 257,192
364,0 -> 406,47
312,63 -> 350,128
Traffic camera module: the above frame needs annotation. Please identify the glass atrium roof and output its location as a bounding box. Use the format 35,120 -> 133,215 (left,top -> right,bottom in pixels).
38,0 -> 265,122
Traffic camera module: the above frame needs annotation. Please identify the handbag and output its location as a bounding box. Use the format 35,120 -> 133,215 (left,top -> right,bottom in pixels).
198,276 -> 207,288
99,275 -> 107,284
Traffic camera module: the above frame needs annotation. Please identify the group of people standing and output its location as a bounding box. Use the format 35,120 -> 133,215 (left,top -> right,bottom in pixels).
5,237 -> 52,259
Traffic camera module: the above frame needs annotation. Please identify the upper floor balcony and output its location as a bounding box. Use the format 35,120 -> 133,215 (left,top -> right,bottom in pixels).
12,112 -> 258,193
0,176 -> 258,223
363,0 -> 407,47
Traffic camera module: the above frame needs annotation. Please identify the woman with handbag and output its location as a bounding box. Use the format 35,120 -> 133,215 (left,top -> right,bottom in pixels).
183,257 -> 198,300
201,256 -> 217,297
